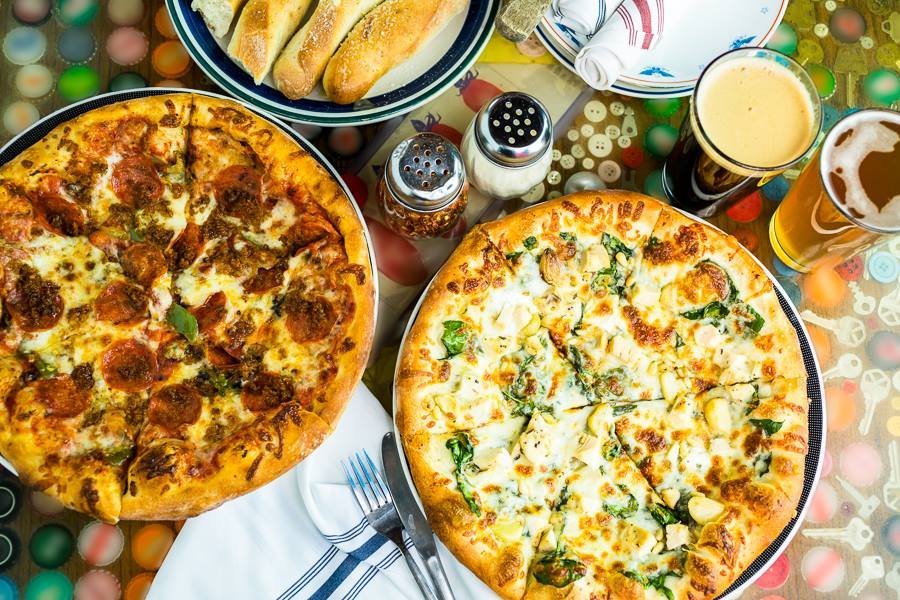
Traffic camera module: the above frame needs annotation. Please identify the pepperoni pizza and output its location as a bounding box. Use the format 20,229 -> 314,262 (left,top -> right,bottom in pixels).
0,94 -> 375,522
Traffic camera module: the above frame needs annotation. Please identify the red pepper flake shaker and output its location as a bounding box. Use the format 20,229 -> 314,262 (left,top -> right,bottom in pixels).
377,133 -> 468,240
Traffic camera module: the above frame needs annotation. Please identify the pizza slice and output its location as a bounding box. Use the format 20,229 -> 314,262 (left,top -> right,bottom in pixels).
403,417 -> 565,599
610,378 -> 808,596
482,192 -> 667,403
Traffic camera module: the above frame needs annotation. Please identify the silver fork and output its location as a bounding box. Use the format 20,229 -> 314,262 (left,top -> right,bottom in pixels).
343,451 -> 438,600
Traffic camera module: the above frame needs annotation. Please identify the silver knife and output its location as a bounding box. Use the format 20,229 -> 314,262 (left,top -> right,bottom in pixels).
382,432 -> 456,600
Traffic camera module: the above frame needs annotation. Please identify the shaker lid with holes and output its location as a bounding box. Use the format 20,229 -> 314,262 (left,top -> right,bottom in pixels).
385,132 -> 465,212
474,92 -> 552,167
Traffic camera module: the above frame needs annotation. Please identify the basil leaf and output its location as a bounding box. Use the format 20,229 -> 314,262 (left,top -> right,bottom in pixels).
750,418 -> 783,436
128,227 -> 145,242
533,551 -> 586,587
167,303 -> 198,342
34,356 -> 57,378
681,301 -> 730,321
446,433 -> 480,515
440,320 -> 468,358
523,236 -> 538,250
603,493 -> 638,519
649,503 -> 679,527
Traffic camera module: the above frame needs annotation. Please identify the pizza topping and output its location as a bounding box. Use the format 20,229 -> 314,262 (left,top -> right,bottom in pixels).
111,156 -> 164,208
282,215 -> 337,254
243,260 -> 287,293
532,551 -> 586,588
101,339 -> 157,392
32,189 -> 87,236
149,384 -> 202,429
213,165 -> 263,225
683,261 -> 732,305
5,265 -> 64,332
167,222 -> 203,271
603,488 -> 639,519
590,233 -> 633,296
190,291 -> 226,333
113,118 -> 151,155
167,303 -> 199,342
241,371 -> 294,411
539,249 -> 564,286
643,224 -> 704,265
223,316 -> 255,357
621,570 -> 678,599
622,306 -> 673,349
749,418 -> 783,436
95,282 -> 149,325
445,432 -> 480,515
70,363 -> 94,391
440,320 -> 469,358
120,243 -> 167,287
283,291 -> 337,343
687,495 -> 725,524
32,375 -> 89,418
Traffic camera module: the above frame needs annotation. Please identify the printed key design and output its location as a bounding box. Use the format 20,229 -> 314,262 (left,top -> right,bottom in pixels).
884,441 -> 900,512
859,369 -> 891,435
849,555 -> 885,597
886,561 -> 900,599
802,517 -> 874,551
801,310 -> 866,347
823,353 -> 863,382
848,281 -> 876,315
836,475 -> 881,518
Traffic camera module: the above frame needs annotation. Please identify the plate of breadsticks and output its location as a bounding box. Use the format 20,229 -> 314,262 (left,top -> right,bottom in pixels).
168,0 -> 497,124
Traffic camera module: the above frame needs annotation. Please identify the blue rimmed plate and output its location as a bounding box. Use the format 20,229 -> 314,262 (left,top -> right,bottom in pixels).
167,0 -> 498,125
537,0 -> 789,98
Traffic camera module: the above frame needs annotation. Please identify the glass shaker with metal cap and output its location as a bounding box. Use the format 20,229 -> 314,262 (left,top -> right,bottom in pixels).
376,132 -> 468,239
461,91 -> 553,200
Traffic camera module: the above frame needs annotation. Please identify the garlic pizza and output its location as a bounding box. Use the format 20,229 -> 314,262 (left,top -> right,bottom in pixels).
396,191 -> 807,599
0,94 -> 374,522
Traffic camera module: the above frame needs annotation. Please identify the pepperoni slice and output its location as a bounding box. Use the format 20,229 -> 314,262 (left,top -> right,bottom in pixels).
88,230 -> 129,259
33,375 -> 89,418
120,243 -> 167,287
190,291 -> 226,333
283,215 -> 337,253
101,339 -> 157,392
283,291 -> 337,343
32,189 -> 87,237
168,222 -> 203,271
241,372 -> 294,412
206,345 -> 240,369
111,156 -> 164,208
148,384 -> 202,430
243,260 -> 286,293
213,165 -> 263,223
5,265 -> 64,332
223,316 -> 254,358
95,281 -> 148,325
114,118 -> 150,155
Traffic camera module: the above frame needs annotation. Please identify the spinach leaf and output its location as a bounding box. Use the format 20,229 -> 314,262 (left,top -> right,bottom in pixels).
532,551 -> 586,587
602,233 -> 633,259
505,251 -> 523,261
754,452 -> 773,476
673,493 -> 693,525
623,570 -> 677,600
441,320 -> 468,358
597,368 -> 628,398
571,303 -> 585,336
649,503 -> 679,527
603,493 -> 638,519
744,384 -> 760,416
103,444 -> 133,466
735,303 -> 765,336
446,433 -> 480,515
622,571 -> 648,586
750,418 -> 783,436
560,232 -> 576,242
128,227 -> 145,242
503,355 -> 550,417
612,403 -> 636,416
674,332 -> 684,349
680,301 -> 730,321
167,303 -> 199,342
523,236 -> 538,250
602,440 -> 622,460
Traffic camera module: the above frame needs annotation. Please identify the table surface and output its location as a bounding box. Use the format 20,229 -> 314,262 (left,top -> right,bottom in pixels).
1,0 -> 899,598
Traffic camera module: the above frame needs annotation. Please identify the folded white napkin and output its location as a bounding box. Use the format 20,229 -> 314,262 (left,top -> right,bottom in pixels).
563,0 -> 683,90
551,0 -> 625,36
148,384 -> 492,600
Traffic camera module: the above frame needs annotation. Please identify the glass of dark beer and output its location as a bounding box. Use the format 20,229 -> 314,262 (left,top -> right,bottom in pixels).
662,48 -> 822,217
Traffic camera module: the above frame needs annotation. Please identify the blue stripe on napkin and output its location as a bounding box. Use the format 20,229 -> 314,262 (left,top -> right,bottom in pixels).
342,545 -> 407,600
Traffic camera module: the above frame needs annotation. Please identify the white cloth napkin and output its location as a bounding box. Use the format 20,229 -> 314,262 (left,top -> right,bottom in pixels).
148,384 -> 491,600
561,0 -> 684,90
551,0 -> 625,36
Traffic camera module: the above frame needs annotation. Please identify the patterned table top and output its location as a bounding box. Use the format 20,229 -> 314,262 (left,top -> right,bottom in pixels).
0,0 -> 899,598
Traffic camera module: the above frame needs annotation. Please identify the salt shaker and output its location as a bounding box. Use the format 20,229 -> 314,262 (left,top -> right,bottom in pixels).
461,92 -> 553,200
377,132 -> 468,239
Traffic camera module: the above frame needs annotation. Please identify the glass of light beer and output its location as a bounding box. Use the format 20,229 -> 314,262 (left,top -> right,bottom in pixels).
663,48 -> 822,217
770,109 -> 900,272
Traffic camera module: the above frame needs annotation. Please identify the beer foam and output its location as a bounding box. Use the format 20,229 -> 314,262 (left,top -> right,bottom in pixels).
822,110 -> 900,231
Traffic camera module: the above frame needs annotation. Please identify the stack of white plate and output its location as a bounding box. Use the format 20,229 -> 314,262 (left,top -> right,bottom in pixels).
536,0 -> 790,98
